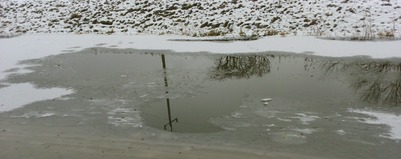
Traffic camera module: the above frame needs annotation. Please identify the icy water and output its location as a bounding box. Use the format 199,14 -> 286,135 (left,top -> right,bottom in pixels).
1,48 -> 400,159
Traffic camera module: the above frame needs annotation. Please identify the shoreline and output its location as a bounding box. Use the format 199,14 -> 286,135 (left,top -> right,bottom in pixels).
0,124 -> 326,159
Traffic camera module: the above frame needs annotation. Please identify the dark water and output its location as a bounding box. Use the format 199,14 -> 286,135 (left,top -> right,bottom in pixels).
2,48 -> 401,159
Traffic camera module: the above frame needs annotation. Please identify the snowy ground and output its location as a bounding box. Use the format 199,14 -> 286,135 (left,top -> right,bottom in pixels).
1,0 -> 401,38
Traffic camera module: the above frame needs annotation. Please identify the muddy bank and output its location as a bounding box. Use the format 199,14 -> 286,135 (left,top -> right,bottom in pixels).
0,124 -> 325,159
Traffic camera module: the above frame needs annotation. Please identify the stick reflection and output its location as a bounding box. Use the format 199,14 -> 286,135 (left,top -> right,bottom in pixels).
161,54 -> 178,132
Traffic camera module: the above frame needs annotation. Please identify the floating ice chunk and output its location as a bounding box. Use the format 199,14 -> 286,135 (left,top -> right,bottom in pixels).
263,102 -> 269,106
261,98 -> 272,102
293,113 -> 320,125
277,118 -> 292,122
108,108 -> 131,115
231,112 -> 242,118
120,74 -> 128,78
292,128 -> 316,135
108,107 -> 143,127
147,82 -> 156,86
12,111 -> 55,118
222,126 -> 237,131
263,124 -> 276,127
336,130 -> 346,135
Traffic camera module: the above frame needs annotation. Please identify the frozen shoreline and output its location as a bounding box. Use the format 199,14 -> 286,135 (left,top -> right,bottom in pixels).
1,34 -> 401,80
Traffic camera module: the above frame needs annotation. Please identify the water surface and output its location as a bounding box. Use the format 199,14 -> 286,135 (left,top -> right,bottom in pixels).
1,48 -> 400,159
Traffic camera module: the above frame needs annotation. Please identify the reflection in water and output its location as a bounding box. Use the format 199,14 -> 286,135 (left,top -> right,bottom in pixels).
350,61 -> 401,105
209,55 -> 272,80
161,54 -> 178,132
3,48 -> 401,159
208,53 -> 400,104
308,58 -> 401,105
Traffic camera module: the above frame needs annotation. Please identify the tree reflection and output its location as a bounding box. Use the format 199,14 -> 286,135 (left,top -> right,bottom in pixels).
209,55 -> 272,80
310,58 -> 401,105
350,61 -> 401,105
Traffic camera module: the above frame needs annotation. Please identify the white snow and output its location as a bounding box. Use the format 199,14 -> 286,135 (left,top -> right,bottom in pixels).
277,118 -> 292,122
0,83 -> 74,112
1,0 -> 400,38
336,130 -> 346,135
292,113 -> 320,125
11,111 -> 55,118
349,109 -> 401,140
292,128 -> 317,135
261,98 -> 272,102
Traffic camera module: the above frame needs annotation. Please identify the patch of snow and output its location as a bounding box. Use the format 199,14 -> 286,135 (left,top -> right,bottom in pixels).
349,108 -> 401,140
231,112 -> 242,118
107,107 -> 143,128
221,126 -> 237,131
277,118 -> 292,122
0,83 -> 74,112
336,129 -> 346,135
263,124 -> 276,127
12,111 -> 55,118
292,128 -> 317,135
292,113 -> 320,125
261,98 -> 272,102
108,116 -> 143,128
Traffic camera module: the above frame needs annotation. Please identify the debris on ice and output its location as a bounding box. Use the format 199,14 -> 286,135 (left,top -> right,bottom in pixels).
261,98 -> 272,102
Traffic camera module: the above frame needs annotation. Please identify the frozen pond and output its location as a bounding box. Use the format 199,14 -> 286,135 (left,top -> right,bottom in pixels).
0,48 -> 400,159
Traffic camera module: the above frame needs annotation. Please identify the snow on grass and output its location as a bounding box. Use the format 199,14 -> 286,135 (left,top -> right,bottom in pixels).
1,0 -> 400,38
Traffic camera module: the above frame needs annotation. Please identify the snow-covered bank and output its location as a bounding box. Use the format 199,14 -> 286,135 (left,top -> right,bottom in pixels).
1,0 -> 400,38
1,34 -> 401,80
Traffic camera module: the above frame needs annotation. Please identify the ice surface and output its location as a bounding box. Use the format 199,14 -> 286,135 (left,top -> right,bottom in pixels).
11,111 -> 55,118
271,131 -> 306,145
0,83 -> 74,112
292,128 -> 317,135
349,109 -> 401,140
